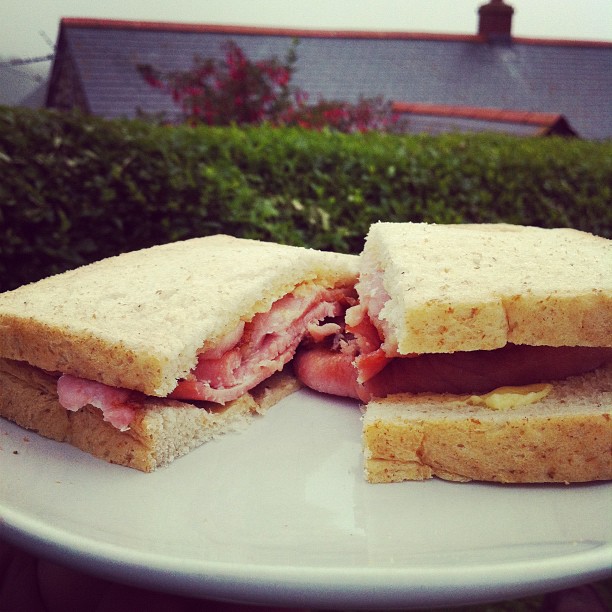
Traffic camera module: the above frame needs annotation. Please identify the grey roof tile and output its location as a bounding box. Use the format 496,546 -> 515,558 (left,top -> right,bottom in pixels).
47,19 -> 612,139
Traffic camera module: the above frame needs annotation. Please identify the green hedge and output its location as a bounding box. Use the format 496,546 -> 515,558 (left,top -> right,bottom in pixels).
1,106 -> 611,291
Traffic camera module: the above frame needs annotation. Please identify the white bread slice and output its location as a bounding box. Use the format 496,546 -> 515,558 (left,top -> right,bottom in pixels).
0,235 -> 357,396
0,358 -> 299,471
363,363 -> 612,484
360,222 -> 612,354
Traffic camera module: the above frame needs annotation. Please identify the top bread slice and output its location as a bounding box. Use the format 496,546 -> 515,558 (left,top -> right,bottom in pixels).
361,222 -> 612,355
0,235 -> 358,396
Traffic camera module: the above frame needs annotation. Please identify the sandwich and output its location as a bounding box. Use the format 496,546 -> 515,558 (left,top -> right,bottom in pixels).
295,222 -> 612,483
0,235 -> 357,471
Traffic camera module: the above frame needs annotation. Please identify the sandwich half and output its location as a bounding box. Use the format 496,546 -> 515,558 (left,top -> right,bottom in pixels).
0,235 -> 357,471
295,222 -> 612,483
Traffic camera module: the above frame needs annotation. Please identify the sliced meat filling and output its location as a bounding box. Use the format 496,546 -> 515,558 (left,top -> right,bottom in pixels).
56,283 -> 355,429
57,374 -> 138,431
295,281 -> 612,401
170,284 -> 353,403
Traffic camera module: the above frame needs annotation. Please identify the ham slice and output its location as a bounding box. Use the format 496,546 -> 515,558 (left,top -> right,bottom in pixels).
57,374 -> 137,431
295,335 -> 612,402
296,304 -> 612,402
359,344 -> 612,400
294,345 -> 361,399
170,286 -> 351,403
55,284 -> 354,428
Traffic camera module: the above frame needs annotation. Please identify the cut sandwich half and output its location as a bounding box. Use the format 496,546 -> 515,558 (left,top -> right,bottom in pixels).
0,235 -> 357,471
295,222 -> 612,483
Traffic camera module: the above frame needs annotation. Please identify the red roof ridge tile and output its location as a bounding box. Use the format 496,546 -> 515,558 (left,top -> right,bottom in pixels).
392,102 -> 567,127
58,17 -> 480,42
59,17 -> 612,48
511,35 -> 611,48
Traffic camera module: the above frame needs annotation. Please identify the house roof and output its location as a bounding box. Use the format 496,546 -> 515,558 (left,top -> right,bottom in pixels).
0,61 -> 47,106
392,102 -> 578,136
47,17 -> 612,139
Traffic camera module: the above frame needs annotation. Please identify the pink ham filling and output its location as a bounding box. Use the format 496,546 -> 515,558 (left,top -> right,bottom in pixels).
57,374 -> 137,431
346,267 -> 393,353
296,275 -> 612,402
170,288 -> 348,403
56,286 -> 351,429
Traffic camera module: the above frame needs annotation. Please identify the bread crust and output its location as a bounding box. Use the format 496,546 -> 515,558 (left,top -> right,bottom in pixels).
0,236 -> 357,396
0,358 -> 300,471
362,223 -> 612,354
363,363 -> 612,484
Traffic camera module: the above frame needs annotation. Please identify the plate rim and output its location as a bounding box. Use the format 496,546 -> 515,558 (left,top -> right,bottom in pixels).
1,389 -> 611,609
2,500 -> 611,609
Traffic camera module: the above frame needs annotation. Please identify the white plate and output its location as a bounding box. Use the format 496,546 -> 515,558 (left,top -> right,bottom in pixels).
1,389 -> 610,610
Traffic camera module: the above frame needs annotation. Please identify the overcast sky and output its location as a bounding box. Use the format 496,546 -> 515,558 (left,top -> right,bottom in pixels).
2,0 -> 611,68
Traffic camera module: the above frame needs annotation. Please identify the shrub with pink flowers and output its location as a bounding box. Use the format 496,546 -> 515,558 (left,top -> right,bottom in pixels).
138,40 -> 398,132
280,96 -> 398,133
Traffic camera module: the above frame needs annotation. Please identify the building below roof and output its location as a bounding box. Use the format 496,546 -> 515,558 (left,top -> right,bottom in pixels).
45,2 -> 612,139
0,62 -> 48,107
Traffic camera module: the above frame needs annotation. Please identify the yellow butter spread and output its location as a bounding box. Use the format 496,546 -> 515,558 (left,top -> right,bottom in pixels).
466,383 -> 553,410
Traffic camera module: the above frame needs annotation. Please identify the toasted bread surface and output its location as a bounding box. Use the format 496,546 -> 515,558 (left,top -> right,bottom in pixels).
0,236 -> 357,396
0,358 -> 300,471
363,363 -> 612,484
361,223 -> 612,354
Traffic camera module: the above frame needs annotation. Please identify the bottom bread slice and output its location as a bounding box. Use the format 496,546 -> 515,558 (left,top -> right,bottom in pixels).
0,358 -> 299,471
363,363 -> 612,484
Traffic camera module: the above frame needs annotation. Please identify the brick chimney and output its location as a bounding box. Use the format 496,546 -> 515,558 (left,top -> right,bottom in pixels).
478,0 -> 514,42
